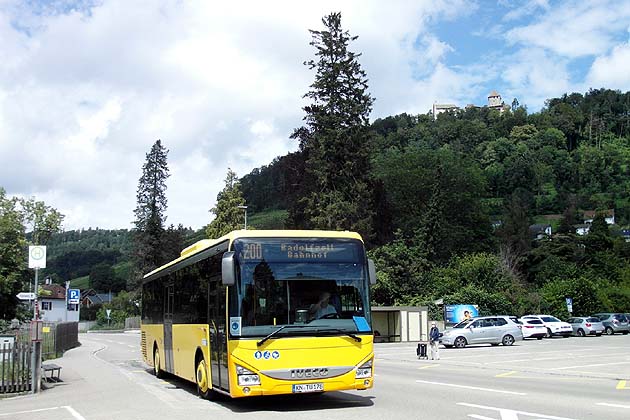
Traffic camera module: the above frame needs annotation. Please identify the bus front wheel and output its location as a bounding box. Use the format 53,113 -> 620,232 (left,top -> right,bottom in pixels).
154,347 -> 164,379
196,358 -> 213,400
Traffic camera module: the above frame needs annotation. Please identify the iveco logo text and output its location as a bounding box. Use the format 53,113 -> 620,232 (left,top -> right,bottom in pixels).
290,368 -> 329,378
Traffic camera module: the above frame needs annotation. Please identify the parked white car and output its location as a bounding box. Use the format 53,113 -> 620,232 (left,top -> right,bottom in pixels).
521,315 -> 572,337
520,318 -> 547,340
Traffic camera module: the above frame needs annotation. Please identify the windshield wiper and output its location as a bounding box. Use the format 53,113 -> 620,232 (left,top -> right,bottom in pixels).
316,328 -> 362,342
256,325 -> 309,347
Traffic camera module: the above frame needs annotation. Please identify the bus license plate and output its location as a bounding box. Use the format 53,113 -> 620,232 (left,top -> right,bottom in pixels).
292,383 -> 324,393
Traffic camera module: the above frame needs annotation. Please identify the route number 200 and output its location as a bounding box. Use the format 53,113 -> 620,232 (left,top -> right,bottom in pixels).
241,243 -> 263,260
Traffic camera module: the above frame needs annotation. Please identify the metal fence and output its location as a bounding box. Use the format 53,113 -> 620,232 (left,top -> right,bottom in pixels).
0,342 -> 32,393
125,316 -> 140,330
0,321 -> 78,395
54,322 -> 79,356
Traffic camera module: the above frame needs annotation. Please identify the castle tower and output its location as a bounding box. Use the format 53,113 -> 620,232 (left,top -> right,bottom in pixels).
488,90 -> 502,108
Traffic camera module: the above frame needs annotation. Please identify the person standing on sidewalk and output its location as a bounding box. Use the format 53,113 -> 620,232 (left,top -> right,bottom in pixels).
429,321 -> 440,360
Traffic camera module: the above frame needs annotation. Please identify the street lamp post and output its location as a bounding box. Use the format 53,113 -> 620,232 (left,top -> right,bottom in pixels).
238,205 -> 248,229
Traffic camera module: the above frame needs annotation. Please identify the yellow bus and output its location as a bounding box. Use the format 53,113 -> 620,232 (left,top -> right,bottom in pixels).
141,230 -> 376,398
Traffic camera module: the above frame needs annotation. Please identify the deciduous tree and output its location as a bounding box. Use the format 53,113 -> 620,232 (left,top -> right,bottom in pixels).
206,168 -> 246,239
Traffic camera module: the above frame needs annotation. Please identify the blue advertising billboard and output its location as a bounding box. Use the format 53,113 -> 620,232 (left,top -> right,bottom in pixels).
444,304 -> 479,324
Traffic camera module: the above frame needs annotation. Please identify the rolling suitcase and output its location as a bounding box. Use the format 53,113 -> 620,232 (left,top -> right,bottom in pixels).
416,341 -> 428,359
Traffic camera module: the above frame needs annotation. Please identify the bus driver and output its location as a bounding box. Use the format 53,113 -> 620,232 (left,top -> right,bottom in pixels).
309,292 -> 337,319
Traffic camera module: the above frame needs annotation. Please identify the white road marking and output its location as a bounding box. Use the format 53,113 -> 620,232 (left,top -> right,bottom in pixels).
0,406 -> 86,420
416,379 -> 527,395
64,406 -> 87,420
486,351 -> 629,364
458,402 -> 578,420
552,361 -> 630,370
596,402 -> 630,409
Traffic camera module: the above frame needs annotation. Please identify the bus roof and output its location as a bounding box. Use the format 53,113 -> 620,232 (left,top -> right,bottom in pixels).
143,229 -> 363,279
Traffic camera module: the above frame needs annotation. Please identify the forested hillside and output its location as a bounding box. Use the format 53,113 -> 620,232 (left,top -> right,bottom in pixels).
42,227 -> 200,293
242,88 -> 630,318
39,89 -> 630,319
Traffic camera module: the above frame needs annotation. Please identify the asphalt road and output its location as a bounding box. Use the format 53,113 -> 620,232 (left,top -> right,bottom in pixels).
1,332 -> 629,419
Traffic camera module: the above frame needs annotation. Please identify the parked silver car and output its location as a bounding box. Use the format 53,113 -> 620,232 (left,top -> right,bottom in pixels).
567,316 -> 604,336
592,313 -> 630,335
441,316 -> 523,348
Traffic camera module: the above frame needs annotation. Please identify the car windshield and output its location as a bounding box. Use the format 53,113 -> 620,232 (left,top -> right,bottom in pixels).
453,320 -> 473,328
229,238 -> 372,338
541,316 -> 560,322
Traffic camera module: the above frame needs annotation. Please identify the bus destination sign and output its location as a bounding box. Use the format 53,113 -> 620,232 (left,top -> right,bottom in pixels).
281,243 -> 334,259
237,239 -> 360,263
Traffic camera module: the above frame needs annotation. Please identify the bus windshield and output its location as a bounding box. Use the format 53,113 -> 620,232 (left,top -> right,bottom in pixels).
229,238 -> 372,338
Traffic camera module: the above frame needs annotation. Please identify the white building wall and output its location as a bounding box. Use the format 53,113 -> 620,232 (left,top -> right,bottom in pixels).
40,299 -> 80,322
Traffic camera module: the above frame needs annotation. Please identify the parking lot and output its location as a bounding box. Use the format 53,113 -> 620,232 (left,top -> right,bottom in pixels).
375,334 -> 630,381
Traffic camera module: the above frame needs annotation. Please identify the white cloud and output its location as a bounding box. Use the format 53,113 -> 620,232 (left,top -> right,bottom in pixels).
505,1 -> 630,58
0,0 -> 479,230
586,43 -> 630,90
3,0 -> 628,232
502,0 -> 550,22
500,48 -> 571,109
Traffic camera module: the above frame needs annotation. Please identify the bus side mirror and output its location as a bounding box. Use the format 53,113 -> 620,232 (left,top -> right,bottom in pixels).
368,259 -> 377,285
222,252 -> 236,285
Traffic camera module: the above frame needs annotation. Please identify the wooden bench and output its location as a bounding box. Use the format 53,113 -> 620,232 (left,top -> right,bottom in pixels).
42,363 -> 62,382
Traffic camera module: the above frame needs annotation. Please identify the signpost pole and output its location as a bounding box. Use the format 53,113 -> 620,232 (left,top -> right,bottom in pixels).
33,268 -> 39,320
28,245 -> 46,394
65,280 -> 69,322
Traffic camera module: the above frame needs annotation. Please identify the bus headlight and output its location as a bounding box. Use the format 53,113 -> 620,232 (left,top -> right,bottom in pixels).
355,359 -> 372,379
236,364 -> 261,386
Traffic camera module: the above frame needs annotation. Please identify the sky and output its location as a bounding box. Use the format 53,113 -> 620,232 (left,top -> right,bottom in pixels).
1,0 -> 630,231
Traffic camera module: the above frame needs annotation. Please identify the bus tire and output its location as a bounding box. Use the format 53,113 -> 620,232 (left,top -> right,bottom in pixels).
196,357 -> 214,400
154,346 -> 164,379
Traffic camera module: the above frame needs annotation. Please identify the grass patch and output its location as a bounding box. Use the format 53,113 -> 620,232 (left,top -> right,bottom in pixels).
249,209 -> 288,229
70,276 -> 90,289
533,215 -> 561,232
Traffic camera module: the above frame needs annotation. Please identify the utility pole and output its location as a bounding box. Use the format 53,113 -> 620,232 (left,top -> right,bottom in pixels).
238,205 -> 248,229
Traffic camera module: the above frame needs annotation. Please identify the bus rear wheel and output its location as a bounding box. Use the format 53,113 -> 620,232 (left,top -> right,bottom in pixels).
196,358 -> 214,400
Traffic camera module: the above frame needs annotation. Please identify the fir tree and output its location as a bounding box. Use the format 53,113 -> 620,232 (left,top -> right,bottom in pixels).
585,211 -> 613,252
416,166 -> 444,264
131,139 -> 170,289
558,198 -> 578,235
289,12 -> 375,239
206,168 -> 246,239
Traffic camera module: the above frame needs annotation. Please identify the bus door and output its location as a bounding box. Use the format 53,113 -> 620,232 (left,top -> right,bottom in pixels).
210,285 -> 229,390
163,282 -> 174,373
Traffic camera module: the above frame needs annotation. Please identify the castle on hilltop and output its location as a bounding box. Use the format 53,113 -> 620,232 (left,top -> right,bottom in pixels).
431,90 -> 510,120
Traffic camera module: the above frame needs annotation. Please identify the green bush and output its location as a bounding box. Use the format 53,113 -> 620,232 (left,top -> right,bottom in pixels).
443,285 -> 513,316
541,276 -> 601,318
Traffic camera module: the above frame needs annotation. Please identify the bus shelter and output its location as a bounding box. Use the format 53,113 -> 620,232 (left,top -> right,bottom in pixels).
371,306 -> 429,343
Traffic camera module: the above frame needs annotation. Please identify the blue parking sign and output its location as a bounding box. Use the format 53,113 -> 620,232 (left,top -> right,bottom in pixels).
68,289 -> 80,304
565,297 -> 573,313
